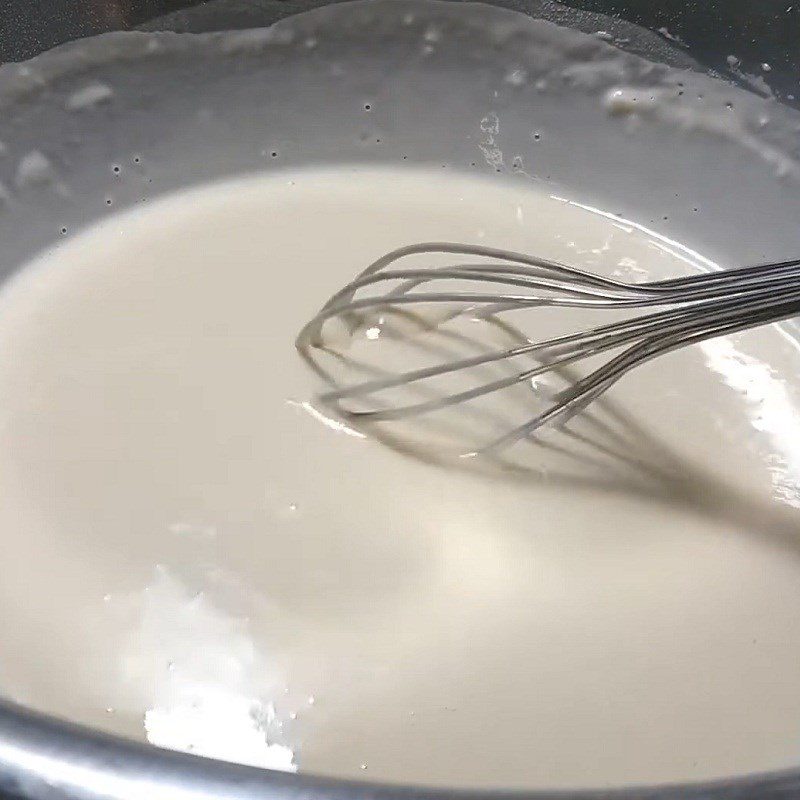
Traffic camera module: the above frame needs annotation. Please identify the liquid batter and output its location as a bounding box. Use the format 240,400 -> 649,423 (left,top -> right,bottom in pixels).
0,167 -> 799,788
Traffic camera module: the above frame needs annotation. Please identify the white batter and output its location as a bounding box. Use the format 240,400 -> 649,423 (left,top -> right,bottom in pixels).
0,167 -> 799,788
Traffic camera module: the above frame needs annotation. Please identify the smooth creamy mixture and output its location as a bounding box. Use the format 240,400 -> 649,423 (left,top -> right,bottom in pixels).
0,167 -> 799,788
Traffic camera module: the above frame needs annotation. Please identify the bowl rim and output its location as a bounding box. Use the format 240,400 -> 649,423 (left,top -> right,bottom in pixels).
1,699 -> 799,800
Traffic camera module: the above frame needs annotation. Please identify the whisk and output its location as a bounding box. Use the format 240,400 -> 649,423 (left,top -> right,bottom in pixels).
296,243 -> 800,452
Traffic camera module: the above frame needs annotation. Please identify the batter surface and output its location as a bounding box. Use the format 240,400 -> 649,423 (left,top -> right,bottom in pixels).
0,167 -> 799,788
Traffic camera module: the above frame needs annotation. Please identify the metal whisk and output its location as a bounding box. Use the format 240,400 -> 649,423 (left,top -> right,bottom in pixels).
297,243 -> 800,452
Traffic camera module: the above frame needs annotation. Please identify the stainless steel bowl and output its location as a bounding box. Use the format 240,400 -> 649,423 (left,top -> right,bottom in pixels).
0,2 -> 798,798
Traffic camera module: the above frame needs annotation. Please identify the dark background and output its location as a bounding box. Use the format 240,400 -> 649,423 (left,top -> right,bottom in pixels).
0,0 -> 798,105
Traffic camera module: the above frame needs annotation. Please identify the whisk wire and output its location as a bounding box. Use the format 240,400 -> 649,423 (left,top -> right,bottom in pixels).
298,242 -> 800,451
